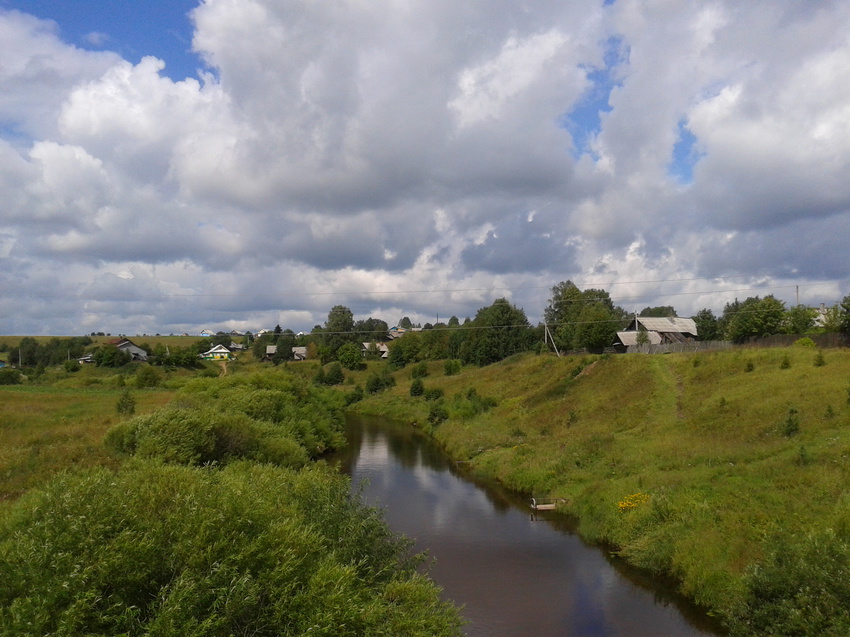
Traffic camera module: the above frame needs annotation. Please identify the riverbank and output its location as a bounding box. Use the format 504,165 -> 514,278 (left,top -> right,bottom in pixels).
350,347 -> 850,636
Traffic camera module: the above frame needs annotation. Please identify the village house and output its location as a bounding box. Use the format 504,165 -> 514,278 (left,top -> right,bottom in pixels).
361,342 -> 389,359
200,344 -> 232,361
613,316 -> 698,348
110,338 -> 149,362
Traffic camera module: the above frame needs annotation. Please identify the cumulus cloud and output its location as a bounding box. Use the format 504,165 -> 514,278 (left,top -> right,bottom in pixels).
1,1 -> 849,335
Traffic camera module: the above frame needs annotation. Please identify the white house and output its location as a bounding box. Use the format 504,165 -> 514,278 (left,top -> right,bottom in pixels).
200,344 -> 232,360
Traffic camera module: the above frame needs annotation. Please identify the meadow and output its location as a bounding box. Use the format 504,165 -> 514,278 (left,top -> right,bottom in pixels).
4,342 -> 850,634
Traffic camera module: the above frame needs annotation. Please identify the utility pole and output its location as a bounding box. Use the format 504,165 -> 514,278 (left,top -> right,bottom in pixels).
544,321 -> 561,358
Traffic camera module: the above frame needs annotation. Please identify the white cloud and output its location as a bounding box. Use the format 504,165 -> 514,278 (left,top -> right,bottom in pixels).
1,1 -> 849,335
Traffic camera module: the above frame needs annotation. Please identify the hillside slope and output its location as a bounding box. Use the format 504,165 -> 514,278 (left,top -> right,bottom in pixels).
354,347 -> 850,635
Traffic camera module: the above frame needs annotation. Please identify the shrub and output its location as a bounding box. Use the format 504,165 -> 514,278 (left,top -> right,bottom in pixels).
410,378 -> 424,396
366,369 -> 396,394
135,365 -> 162,388
104,405 -> 314,468
0,463 -> 464,636
115,389 -> 136,416
794,337 -> 816,348
745,360 -> 755,373
427,401 -> 449,426
444,359 -> 462,376
324,362 -> 345,385
814,351 -> 826,367
730,528 -> 850,636
782,407 -> 800,437
345,385 -> 364,405
424,387 -> 444,401
63,360 -> 80,373
411,362 -> 429,379
0,368 -> 22,385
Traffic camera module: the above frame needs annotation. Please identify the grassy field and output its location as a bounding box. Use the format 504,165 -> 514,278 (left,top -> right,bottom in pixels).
351,345 -> 850,634
3,344 -> 850,634
0,384 -> 174,506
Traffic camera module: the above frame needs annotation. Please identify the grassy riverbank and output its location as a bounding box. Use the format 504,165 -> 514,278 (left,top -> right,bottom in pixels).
351,346 -> 850,635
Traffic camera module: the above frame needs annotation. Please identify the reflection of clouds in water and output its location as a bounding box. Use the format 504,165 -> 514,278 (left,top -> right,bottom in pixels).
347,423 -> 716,636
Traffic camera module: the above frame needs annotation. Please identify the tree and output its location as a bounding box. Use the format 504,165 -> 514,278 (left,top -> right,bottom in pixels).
639,306 -> 677,317
323,305 -> 357,356
724,295 -> 786,343
274,330 -> 296,364
575,303 -> 624,351
448,316 -> 460,327
817,304 -> 841,333
399,316 -> 413,329
544,281 -> 584,351
785,305 -> 817,335
460,298 -> 533,366
692,308 -> 721,341
388,332 -> 422,370
92,345 -> 132,368
840,294 -> 850,335
337,342 -> 363,370
544,281 -> 625,351
353,317 -> 389,342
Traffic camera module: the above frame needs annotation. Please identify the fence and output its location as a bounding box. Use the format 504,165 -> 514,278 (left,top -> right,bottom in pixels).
625,333 -> 848,355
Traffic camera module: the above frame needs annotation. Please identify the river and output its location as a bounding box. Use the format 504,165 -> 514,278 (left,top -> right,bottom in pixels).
333,413 -> 723,637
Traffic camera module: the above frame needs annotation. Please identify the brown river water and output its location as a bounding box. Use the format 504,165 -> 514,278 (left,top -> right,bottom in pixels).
332,414 -> 724,637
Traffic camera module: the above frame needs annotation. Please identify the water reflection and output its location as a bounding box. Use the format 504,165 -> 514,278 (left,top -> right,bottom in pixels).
335,414 -> 723,637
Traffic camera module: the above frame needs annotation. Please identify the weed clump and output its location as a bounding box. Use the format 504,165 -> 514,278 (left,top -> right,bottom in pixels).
115,389 -> 136,416
410,378 -> 424,397
782,407 -> 800,437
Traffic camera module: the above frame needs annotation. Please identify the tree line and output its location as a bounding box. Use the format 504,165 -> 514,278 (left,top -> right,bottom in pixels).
4,286 -> 849,372
257,284 -> 850,369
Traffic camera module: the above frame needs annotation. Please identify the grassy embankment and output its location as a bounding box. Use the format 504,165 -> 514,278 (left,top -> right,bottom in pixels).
350,346 -> 850,634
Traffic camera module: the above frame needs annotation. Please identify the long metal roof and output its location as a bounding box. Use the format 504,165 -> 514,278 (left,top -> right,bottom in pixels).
634,316 -> 697,334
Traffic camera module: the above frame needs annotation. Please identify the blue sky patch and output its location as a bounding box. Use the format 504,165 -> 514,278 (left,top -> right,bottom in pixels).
668,119 -> 703,185
1,0 -> 204,80
561,36 -> 627,160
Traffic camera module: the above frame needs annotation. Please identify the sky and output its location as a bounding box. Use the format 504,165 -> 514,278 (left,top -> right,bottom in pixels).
1,0 -> 849,336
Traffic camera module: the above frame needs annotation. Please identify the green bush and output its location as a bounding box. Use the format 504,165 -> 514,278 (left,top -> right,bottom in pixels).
411,362 -> 429,379
104,405 -> 311,468
63,360 -> 80,373
0,367 -> 22,385
427,401 -> 449,426
115,389 -> 136,416
366,369 -> 396,394
0,463 -> 464,636
782,407 -> 800,437
730,528 -> 850,636
424,387 -> 444,401
345,385 -> 365,405
135,365 -> 162,388
410,378 -> 424,396
794,337 -> 816,348
444,359 -> 462,376
324,362 -> 345,385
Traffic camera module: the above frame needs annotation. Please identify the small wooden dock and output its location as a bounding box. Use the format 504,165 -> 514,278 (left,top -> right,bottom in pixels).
530,497 -> 566,512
